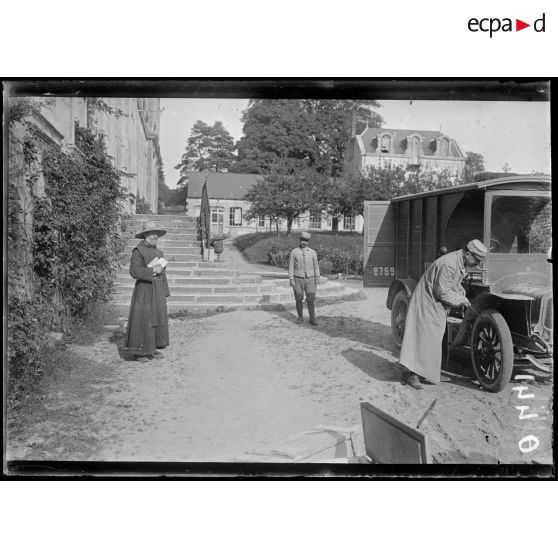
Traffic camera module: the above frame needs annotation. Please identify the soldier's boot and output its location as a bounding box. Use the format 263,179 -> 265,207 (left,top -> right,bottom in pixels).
307,300 -> 318,326
295,300 -> 304,324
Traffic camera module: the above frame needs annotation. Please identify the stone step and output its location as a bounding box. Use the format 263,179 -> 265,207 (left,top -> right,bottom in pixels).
114,278 -> 264,291
110,286 -> 364,315
111,293 -> 272,304
134,276 -> 233,285
123,245 -> 202,252
123,233 -> 199,241
122,246 -> 202,255
115,262 -> 230,273
113,275 -> 264,285
112,283 -> 275,295
123,214 -> 194,222
111,302 -> 283,315
129,234 -> 198,241
118,252 -> 204,262
114,274 -> 262,285
122,215 -> 196,225
116,267 -> 240,278
111,288 -> 360,307
111,282 -> 348,300
122,226 -> 198,235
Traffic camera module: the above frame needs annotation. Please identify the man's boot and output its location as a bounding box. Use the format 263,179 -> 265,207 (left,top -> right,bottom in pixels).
406,372 -> 424,390
295,300 -> 304,324
307,300 -> 318,326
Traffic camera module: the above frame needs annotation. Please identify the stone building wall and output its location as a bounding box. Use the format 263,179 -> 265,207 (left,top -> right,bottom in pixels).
27,96 -> 162,215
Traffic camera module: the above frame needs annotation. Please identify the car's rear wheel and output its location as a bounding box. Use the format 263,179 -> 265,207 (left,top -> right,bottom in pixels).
391,291 -> 409,348
470,309 -> 514,392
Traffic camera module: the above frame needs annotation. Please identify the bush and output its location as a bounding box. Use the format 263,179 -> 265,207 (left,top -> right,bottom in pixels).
135,196 -> 153,214
234,231 -> 364,276
8,121 -> 126,386
319,258 -> 333,276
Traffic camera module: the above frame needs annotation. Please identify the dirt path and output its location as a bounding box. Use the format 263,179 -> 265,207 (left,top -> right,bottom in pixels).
7,287 -> 553,464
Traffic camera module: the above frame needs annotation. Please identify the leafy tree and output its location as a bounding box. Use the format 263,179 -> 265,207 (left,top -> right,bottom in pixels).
461,151 -> 485,183
232,100 -> 318,174
244,165 -> 327,235
232,99 -> 383,176
334,164 -> 407,216
332,164 -> 455,217
157,166 -> 173,208
166,183 -> 188,207
301,99 -> 383,177
174,120 -> 236,183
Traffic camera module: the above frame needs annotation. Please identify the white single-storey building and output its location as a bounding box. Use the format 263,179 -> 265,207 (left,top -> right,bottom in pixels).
186,171 -> 363,237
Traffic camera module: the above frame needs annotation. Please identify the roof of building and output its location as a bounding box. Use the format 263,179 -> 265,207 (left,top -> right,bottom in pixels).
187,171 -> 261,200
392,175 -> 551,202
359,127 -> 464,158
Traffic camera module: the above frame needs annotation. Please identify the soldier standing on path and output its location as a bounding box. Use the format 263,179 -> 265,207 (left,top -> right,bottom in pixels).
288,231 -> 321,326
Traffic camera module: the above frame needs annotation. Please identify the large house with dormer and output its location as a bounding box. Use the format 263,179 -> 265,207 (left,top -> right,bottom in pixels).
346,126 -> 466,179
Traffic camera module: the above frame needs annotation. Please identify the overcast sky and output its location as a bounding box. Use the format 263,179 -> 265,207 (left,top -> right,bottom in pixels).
160,98 -> 551,189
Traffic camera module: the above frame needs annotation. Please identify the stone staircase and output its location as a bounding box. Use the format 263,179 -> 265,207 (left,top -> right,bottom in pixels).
110,214 -> 364,315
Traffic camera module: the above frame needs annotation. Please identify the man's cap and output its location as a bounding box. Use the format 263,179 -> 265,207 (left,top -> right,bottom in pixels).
467,239 -> 488,259
299,231 -> 311,241
135,221 -> 167,239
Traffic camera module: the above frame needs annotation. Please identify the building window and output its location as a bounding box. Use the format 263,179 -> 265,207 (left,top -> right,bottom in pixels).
344,214 -> 355,231
229,207 -> 243,226
258,214 -> 266,227
409,136 -> 421,165
439,138 -> 449,157
380,135 -> 390,153
194,206 -> 201,218
310,211 -> 322,229
211,207 -> 224,225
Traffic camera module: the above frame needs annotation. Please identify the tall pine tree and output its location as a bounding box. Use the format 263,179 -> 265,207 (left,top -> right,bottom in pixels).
175,120 -> 236,187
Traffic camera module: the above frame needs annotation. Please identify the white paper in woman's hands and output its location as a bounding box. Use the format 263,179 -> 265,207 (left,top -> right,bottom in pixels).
147,257 -> 168,268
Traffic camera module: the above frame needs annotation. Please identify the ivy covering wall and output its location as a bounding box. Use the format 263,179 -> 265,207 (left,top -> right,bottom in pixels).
7,99 -> 126,385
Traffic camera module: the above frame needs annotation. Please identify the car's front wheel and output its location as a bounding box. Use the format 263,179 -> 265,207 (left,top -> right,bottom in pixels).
470,309 -> 514,392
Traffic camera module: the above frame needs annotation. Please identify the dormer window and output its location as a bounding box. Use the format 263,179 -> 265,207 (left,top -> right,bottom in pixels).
439,137 -> 449,157
409,136 -> 421,165
380,134 -> 391,153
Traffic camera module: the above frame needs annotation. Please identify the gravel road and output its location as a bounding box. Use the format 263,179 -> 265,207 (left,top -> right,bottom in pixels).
7,285 -> 553,465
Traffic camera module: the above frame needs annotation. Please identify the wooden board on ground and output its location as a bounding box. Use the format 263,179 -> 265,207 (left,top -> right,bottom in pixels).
360,402 -> 430,464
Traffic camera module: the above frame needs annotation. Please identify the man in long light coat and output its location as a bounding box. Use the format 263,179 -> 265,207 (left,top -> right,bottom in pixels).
399,239 -> 488,389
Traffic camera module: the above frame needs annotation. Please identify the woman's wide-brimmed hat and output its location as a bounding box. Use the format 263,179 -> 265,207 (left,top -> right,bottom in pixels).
135,221 -> 167,239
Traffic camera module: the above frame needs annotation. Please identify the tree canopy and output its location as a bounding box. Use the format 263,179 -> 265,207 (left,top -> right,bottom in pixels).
174,120 -> 236,185
461,151 -> 486,183
244,165 -> 328,235
330,164 -> 456,217
232,99 -> 383,176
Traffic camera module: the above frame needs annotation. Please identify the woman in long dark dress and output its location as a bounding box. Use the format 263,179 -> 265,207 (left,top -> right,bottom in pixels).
123,221 -> 170,362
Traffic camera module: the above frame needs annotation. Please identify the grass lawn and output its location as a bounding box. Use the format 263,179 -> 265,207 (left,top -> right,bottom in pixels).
234,231 -> 364,275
